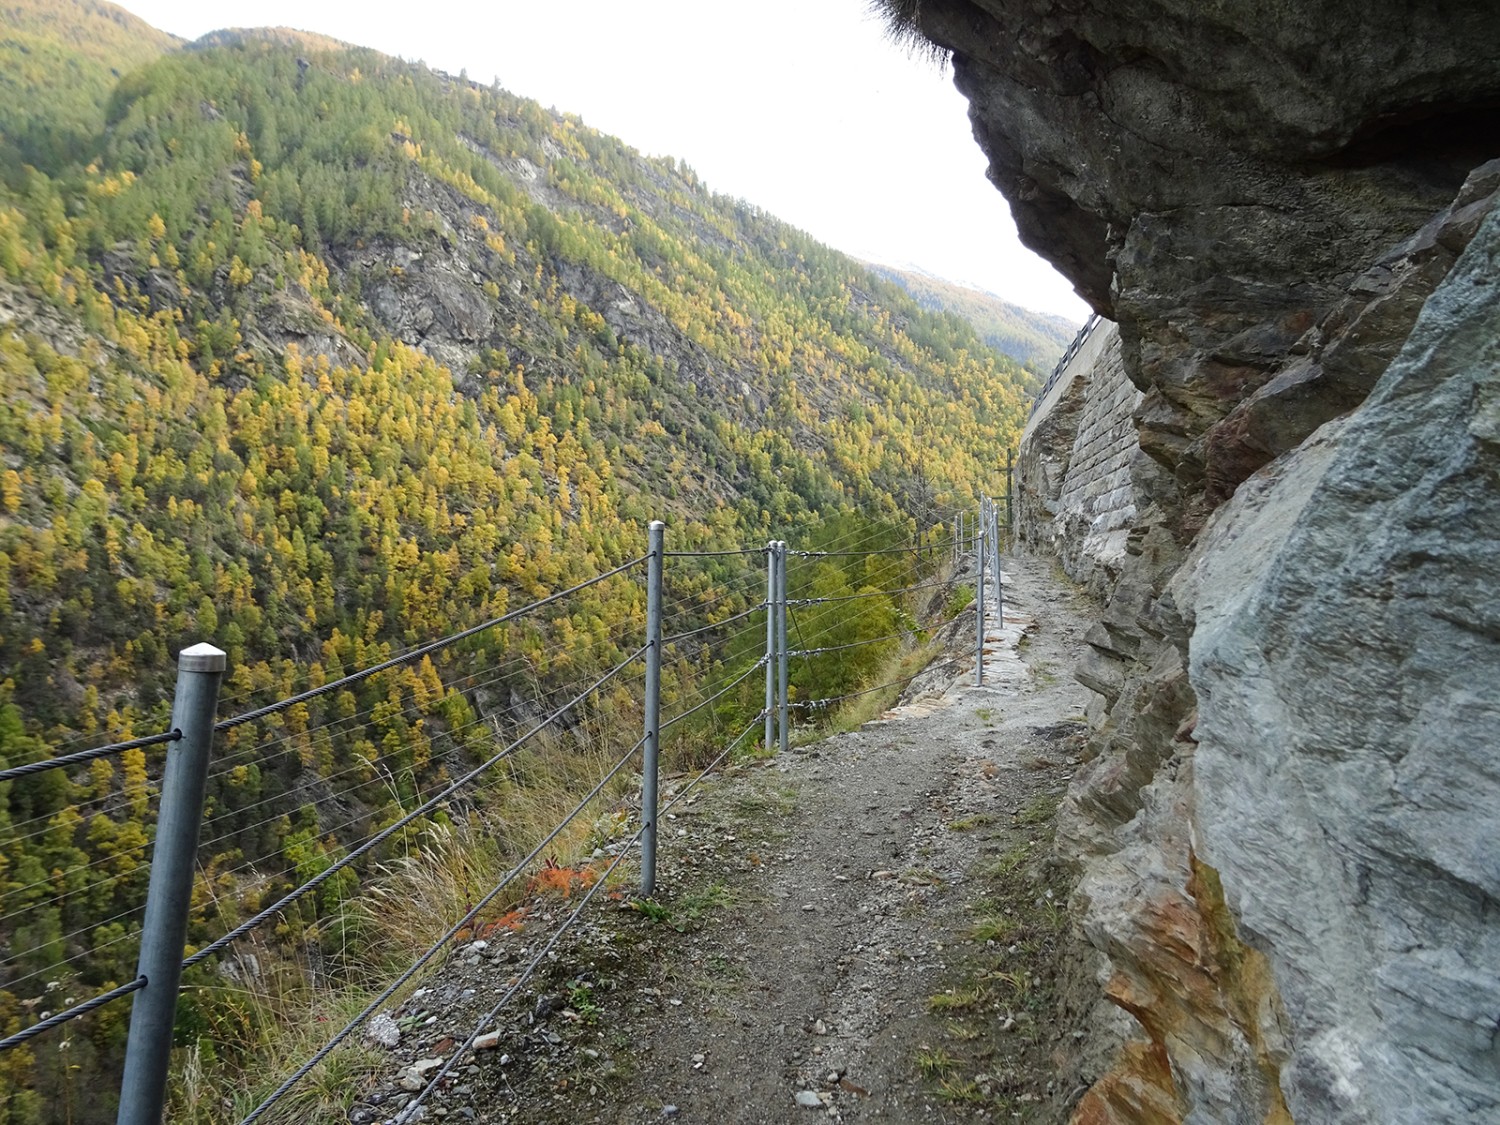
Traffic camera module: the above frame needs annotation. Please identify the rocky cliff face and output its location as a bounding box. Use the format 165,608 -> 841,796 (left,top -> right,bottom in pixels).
899,1 -> 1500,1119
1179,215 -> 1500,1120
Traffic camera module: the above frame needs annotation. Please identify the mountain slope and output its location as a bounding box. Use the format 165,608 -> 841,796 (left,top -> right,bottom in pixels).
0,0 -> 180,174
0,25 -> 1033,1122
867,262 -> 1078,371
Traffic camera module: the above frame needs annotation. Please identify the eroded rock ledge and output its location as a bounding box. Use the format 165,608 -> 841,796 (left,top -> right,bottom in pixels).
901,1 -> 1500,1120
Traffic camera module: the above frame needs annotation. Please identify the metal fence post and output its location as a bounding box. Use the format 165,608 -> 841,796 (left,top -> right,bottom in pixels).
990,501 -> 1004,629
990,498 -> 1001,595
985,496 -> 993,580
981,496 -> 990,573
776,542 -> 789,755
1005,448 -> 1015,545
764,539 -> 776,754
117,643 -> 226,1125
640,520 -> 664,896
975,517 -> 986,688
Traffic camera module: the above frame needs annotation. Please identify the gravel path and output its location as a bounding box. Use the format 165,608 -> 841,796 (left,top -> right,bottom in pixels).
355,552 -> 1102,1125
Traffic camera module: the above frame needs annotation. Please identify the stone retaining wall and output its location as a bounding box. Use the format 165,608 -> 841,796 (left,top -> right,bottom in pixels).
1015,320 -> 1142,596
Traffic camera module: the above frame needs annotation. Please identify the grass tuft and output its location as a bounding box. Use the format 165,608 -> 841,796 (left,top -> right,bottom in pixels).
968,914 -> 1019,943
1016,795 -> 1060,827
915,1045 -> 959,1079
928,985 -> 984,1012
948,812 -> 998,832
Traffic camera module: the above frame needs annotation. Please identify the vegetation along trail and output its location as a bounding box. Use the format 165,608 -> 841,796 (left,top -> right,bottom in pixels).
354,553 -> 1102,1124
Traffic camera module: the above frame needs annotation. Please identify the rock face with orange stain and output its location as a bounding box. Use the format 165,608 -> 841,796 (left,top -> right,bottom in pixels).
895,1 -> 1500,1120
1172,209 -> 1500,1120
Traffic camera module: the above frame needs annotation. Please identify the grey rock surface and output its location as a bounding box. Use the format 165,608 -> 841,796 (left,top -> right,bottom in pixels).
1178,204 -> 1500,1124
916,0 -> 1500,537
953,0 -> 1500,1117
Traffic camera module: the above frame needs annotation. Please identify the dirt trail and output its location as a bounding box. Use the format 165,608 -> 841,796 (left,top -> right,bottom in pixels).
358,553 -> 1101,1125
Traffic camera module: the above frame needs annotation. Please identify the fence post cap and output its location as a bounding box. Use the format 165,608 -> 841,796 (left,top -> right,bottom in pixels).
178,643 -> 227,672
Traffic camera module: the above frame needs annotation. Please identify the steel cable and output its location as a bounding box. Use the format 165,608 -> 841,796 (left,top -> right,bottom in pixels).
188,657 -> 648,908
0,977 -> 144,1052
0,729 -> 181,784
18,560 -> 650,777
660,657 -> 769,733
182,671 -> 650,969
200,643 -> 647,832
237,733 -> 648,1125
786,577 -> 947,608
789,543 -> 928,559
388,711 -> 766,1117
663,547 -> 769,558
183,645 -> 647,969
212,556 -> 647,734
202,624 -> 644,785
788,677 -> 916,711
787,631 -> 909,658
1,651 -> 650,921
659,712 -> 766,817
402,825 -> 644,1118
661,601 -> 768,646
0,898 -> 148,976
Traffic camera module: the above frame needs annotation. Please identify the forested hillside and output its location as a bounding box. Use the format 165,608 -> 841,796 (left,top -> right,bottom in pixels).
0,3 -> 1032,1119
0,0 -> 180,174
867,263 -> 1077,371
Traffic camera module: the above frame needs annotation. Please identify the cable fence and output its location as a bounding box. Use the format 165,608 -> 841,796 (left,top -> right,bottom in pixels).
0,729 -> 183,785
237,731 -> 652,1125
0,511 -> 1000,1125
789,631 -> 909,658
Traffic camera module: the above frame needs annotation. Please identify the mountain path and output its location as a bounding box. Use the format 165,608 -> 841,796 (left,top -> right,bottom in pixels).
357,553 -> 1101,1125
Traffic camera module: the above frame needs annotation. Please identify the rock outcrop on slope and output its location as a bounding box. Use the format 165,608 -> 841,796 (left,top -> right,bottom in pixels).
894,1 -> 1500,1120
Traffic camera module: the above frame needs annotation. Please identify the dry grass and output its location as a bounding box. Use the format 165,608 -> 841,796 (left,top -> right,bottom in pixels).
808,634 -> 946,738
167,724 -> 645,1122
357,728 -> 633,959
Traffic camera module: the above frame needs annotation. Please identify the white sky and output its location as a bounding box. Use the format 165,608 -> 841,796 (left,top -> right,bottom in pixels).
120,0 -> 1090,323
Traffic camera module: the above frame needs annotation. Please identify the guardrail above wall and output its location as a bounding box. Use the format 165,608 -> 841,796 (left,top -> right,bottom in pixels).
1028,312 -> 1102,421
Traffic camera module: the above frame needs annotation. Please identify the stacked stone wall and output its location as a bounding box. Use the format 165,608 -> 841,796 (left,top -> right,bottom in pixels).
1016,320 -> 1142,596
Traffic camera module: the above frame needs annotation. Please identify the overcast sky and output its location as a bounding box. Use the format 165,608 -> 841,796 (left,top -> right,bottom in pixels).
121,0 -> 1090,323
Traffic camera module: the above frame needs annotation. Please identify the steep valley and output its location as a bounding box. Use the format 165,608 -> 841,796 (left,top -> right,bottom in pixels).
5,0 -> 1496,1122
0,3 -> 1041,1119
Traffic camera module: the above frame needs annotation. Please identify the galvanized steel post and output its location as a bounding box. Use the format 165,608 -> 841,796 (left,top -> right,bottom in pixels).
990,501 -> 1004,629
975,515 -> 986,688
984,496 -> 992,580
776,542 -> 789,755
982,496 -> 991,575
989,498 -> 1001,596
1006,448 -> 1015,542
639,520 -> 664,896
117,643 -> 226,1125
764,539 -> 776,754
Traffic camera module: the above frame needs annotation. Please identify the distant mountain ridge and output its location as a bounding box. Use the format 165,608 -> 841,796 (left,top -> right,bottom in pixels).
190,26 -> 359,54
866,262 -> 1080,372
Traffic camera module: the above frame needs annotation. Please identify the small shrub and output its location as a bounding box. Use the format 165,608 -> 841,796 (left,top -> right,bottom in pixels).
945,584 -> 975,617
